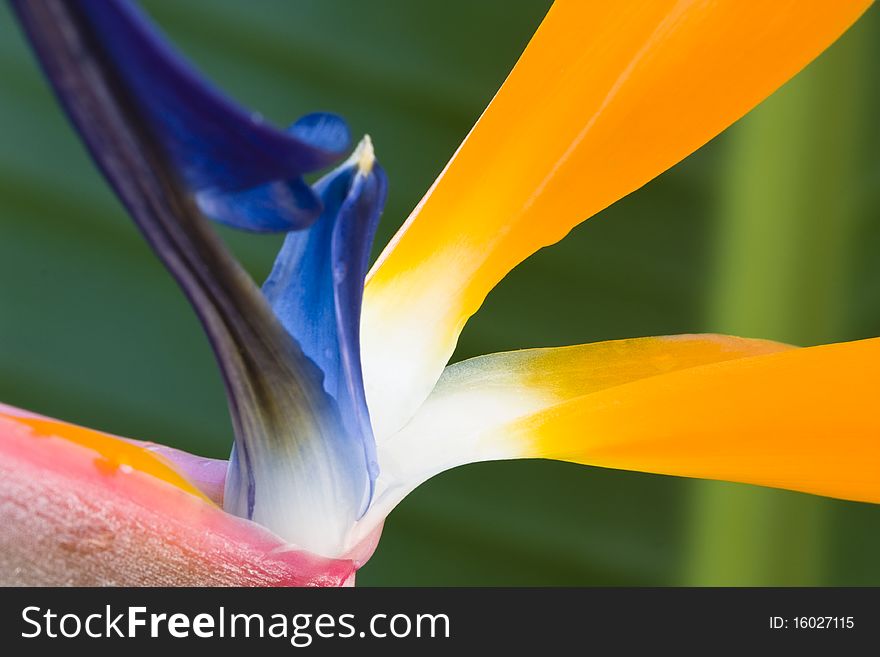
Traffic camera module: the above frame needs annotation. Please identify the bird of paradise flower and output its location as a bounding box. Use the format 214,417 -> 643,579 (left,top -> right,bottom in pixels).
1,0 -> 876,585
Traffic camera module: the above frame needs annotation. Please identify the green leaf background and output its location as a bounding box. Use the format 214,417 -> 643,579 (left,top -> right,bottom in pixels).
1,0 -> 878,585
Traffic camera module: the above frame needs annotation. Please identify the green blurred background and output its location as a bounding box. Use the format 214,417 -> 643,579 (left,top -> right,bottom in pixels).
1,1 -> 879,585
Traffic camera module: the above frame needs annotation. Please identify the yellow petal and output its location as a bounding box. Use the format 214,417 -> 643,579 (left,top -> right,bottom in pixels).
355,334 -> 788,540
516,337 -> 880,504
362,0 -> 873,438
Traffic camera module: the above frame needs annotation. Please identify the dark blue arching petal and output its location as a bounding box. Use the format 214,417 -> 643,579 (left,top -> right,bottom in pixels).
63,0 -> 352,231
287,112 -> 352,156
194,118 -> 351,233
263,137 -> 387,513
196,177 -> 321,233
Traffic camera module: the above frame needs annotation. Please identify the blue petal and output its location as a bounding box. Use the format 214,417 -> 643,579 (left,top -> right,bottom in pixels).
194,119 -> 349,232
263,136 -> 387,512
196,177 -> 321,233
70,0 -> 351,231
14,0 -> 374,555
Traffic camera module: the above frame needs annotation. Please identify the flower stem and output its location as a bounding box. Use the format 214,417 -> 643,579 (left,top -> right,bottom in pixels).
685,22 -> 870,585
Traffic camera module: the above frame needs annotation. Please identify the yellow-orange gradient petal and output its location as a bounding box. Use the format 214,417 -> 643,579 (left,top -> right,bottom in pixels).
361,0 -> 873,439
354,334 -> 789,541
515,338 -> 880,504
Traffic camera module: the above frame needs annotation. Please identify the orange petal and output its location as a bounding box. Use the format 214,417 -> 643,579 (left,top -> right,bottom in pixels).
361,0 -> 873,438
0,406 -> 354,585
517,338 -> 880,504
355,334 -> 789,540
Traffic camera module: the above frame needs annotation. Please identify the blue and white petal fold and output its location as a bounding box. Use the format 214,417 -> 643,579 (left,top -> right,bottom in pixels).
263,136 -> 386,508
224,137 -> 386,555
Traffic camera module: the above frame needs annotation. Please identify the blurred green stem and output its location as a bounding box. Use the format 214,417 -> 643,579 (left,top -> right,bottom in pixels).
685,25 -> 868,585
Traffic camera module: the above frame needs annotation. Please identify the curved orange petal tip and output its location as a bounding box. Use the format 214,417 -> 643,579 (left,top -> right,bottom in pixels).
518,337 -> 880,504
357,334 -> 791,534
362,0 -> 873,438
0,405 -> 355,586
